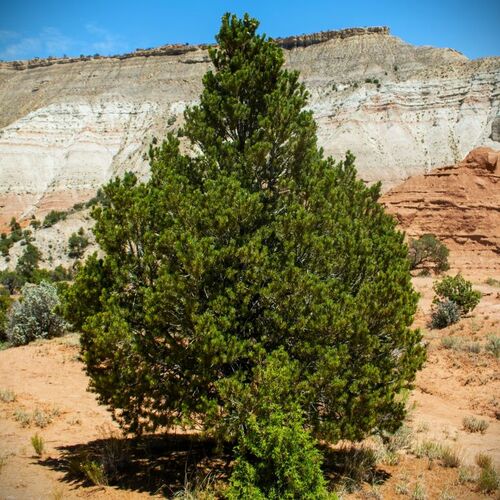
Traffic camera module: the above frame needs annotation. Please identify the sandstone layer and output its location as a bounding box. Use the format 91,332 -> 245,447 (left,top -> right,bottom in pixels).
381,147 -> 500,273
0,27 -> 499,230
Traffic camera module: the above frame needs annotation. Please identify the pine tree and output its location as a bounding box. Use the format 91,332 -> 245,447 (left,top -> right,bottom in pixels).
64,13 -> 425,492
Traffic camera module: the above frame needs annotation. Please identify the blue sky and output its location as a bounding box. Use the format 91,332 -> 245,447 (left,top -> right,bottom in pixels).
1,0 -> 499,61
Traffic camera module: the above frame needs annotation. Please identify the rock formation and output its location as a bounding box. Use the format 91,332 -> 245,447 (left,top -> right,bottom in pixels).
381,147 -> 500,273
0,27 -> 499,230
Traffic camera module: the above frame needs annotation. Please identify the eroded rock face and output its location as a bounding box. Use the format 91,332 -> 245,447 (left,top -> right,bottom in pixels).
381,147 -> 500,273
0,27 -> 499,230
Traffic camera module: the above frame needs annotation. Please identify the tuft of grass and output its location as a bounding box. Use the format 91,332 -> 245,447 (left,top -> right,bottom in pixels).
475,453 -> 492,469
412,440 -> 460,468
461,341 -> 481,354
440,446 -> 461,468
439,490 -> 455,500
395,481 -> 410,495
33,408 -> 52,428
441,337 -> 461,350
477,465 -> 499,493
337,445 -> 378,492
0,454 -> 7,472
14,408 -> 31,427
13,406 -> 59,428
486,335 -> 500,358
485,277 -> 500,287
413,440 -> 443,460
462,416 -> 489,434
81,460 -> 108,486
31,433 -> 44,456
0,388 -> 16,403
457,466 -> 476,484
412,480 -> 427,500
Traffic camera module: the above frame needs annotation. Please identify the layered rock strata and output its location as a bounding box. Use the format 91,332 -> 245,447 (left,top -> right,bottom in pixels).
0,27 -> 499,229
381,147 -> 500,272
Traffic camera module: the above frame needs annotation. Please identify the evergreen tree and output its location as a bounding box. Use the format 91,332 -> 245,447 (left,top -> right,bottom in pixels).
64,13 -> 424,492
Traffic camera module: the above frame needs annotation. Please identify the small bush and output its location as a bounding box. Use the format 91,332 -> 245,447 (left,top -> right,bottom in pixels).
430,300 -> 460,329
0,388 -> 16,403
477,465 -> 499,493
409,234 -> 449,273
458,466 -> 476,484
227,353 -> 329,499
14,408 -> 32,426
42,210 -> 68,228
68,228 -> 89,259
440,446 -> 461,468
6,282 -> 67,346
486,335 -> 500,358
433,275 -> 481,316
475,453 -> 493,469
462,341 -> 481,354
31,433 -> 45,456
440,336 -> 461,350
485,277 -> 500,287
81,460 -> 108,486
462,416 -> 488,434
33,408 -> 52,428
0,287 -> 12,341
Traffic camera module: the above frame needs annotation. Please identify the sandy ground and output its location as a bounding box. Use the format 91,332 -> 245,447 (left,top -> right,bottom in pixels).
0,275 -> 498,499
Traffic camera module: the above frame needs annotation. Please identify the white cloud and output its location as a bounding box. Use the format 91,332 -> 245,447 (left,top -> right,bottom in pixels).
0,25 -> 128,60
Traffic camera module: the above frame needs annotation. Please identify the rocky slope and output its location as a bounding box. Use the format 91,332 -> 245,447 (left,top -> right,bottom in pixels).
0,27 -> 499,230
381,147 -> 500,273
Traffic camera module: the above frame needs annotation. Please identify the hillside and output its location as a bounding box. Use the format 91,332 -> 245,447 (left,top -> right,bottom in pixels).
381,147 -> 500,274
0,26 -> 499,229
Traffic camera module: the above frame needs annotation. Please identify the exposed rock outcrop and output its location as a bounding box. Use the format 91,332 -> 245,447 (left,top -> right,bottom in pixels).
0,27 -> 499,230
381,147 -> 500,272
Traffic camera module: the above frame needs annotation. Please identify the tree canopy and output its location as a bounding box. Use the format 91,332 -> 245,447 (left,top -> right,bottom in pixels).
64,13 -> 425,495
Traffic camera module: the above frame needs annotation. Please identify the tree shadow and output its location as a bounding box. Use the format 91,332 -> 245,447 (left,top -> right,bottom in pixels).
321,443 -> 392,492
39,432 -> 232,497
39,431 -> 392,496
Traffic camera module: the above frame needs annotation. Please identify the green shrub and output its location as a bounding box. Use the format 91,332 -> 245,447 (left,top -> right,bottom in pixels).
476,453 -> 492,469
433,274 -> 481,316
0,271 -> 23,294
31,433 -> 44,456
0,287 -> 12,341
226,350 -> 330,499
42,210 -> 68,228
430,300 -> 460,329
68,228 -> 89,259
29,219 -> 41,230
15,242 -> 41,283
6,281 -> 66,346
408,234 -> 449,273
477,465 -> 499,493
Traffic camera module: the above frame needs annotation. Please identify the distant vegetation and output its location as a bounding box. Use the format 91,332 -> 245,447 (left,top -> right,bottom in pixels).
42,210 -> 68,228
408,234 -> 449,274
67,228 -> 89,259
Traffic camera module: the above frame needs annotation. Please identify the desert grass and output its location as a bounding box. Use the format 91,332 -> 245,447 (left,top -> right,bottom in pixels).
31,433 -> 45,456
0,388 -> 16,403
462,416 -> 489,434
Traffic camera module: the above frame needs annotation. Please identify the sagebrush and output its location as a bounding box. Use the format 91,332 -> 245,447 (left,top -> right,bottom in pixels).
7,281 -> 66,346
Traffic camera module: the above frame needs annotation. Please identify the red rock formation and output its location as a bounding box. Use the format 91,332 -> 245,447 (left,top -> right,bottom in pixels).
381,147 -> 499,273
